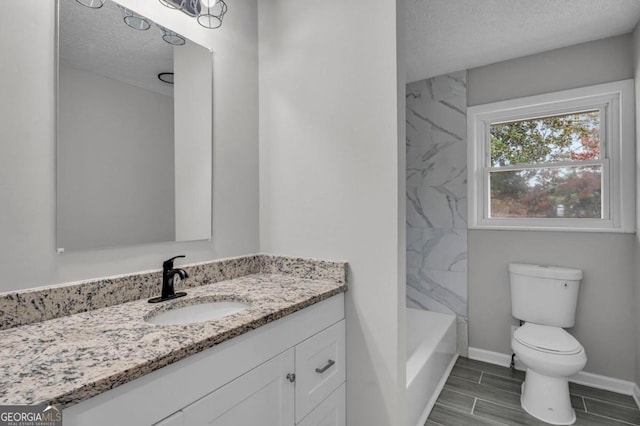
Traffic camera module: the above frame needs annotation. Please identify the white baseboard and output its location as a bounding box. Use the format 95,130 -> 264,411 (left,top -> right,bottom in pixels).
415,354 -> 459,426
468,347 -> 512,368
570,370 -> 635,396
468,346 -> 636,398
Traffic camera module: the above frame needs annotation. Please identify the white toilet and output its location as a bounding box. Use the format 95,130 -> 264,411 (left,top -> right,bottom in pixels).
509,263 -> 587,425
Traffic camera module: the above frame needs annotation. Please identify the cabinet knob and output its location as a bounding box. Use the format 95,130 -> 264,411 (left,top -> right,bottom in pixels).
286,373 -> 296,383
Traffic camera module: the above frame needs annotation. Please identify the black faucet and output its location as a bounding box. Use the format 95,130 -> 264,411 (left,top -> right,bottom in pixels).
148,255 -> 189,303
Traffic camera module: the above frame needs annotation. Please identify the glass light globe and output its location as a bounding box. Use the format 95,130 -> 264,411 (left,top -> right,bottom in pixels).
200,0 -> 218,8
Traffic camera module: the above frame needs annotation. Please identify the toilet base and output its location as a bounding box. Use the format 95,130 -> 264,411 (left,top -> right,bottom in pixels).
521,369 -> 576,425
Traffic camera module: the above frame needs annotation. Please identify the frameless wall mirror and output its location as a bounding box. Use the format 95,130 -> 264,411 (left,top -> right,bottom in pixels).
56,0 -> 213,252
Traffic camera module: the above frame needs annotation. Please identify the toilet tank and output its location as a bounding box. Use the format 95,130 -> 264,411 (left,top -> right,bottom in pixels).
509,263 -> 582,328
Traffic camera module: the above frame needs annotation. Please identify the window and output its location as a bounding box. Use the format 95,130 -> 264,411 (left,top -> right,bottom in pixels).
467,80 -> 634,232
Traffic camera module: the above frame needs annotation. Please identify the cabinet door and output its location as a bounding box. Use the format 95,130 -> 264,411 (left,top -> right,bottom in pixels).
182,349 -> 295,426
295,320 -> 346,423
152,411 -> 183,426
297,384 -> 345,426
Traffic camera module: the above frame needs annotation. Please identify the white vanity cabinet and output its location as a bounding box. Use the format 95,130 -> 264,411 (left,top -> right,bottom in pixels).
153,412 -> 185,426
294,320 -> 346,423
152,320 -> 346,426
298,384 -> 346,426
181,349 -> 295,425
63,294 -> 345,426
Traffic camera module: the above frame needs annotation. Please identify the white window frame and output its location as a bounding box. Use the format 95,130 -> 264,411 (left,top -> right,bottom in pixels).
467,79 -> 635,233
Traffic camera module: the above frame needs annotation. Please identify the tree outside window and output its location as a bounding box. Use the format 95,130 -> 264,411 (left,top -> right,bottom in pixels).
489,111 -> 602,219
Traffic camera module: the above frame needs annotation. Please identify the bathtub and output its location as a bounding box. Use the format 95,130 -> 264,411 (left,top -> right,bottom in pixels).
406,308 -> 458,426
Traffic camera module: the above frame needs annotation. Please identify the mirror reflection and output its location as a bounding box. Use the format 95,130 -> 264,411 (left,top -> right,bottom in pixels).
56,0 -> 212,252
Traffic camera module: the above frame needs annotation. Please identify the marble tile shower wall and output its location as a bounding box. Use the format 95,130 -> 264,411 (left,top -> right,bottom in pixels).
406,71 -> 468,318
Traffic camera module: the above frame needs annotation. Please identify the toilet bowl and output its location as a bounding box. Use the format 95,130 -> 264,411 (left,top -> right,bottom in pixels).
512,323 -> 587,425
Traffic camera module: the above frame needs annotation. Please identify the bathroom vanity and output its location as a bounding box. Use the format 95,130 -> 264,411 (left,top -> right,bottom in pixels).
65,295 -> 345,426
0,255 -> 347,426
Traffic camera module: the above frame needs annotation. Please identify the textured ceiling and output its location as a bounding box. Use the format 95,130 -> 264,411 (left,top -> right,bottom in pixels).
63,1 -> 640,90
60,0 -> 176,97
405,0 -> 640,83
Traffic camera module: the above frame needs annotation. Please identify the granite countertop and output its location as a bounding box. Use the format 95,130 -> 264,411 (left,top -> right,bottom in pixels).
0,256 -> 347,409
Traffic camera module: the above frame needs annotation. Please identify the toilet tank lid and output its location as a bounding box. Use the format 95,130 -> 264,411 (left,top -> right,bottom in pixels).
509,263 -> 582,280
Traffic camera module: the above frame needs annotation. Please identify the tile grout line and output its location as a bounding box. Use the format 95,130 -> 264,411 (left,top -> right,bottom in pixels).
465,401 -> 513,426
480,370 -> 524,385
463,387 -> 639,426
474,389 -> 639,425
451,374 -> 524,398
460,363 -> 515,379
444,386 -> 522,415
457,361 -> 524,384
472,396 -> 638,426
454,384 -> 640,426
434,401 -> 508,426
580,395 -> 640,411
449,360 -> 640,425
580,411 -> 640,426
474,396 -> 522,415
470,397 -> 478,414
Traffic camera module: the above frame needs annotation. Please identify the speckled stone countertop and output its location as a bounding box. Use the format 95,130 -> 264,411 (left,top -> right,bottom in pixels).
0,255 -> 347,408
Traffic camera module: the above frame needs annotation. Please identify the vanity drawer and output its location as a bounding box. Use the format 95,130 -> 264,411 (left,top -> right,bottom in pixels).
297,383 -> 345,426
295,320 -> 345,423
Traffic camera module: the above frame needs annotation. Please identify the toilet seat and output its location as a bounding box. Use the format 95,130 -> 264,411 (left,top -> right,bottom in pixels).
514,323 -> 582,355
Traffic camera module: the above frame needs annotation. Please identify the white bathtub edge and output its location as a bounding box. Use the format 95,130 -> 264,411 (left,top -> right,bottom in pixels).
468,347 -> 637,398
406,309 -> 457,426
415,354 -> 458,426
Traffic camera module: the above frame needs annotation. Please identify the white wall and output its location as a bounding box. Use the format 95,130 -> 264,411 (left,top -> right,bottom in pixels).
57,64 -> 175,250
258,0 -> 406,424
467,35 -> 637,380
0,0 -> 258,291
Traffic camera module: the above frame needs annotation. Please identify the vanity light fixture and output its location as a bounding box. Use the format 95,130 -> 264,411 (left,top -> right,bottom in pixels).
75,0 -> 106,9
158,0 -> 181,9
118,5 -> 151,30
158,72 -> 174,84
159,0 -> 228,29
73,0 -> 189,45
159,0 -> 198,16
157,24 -> 186,46
197,0 -> 227,29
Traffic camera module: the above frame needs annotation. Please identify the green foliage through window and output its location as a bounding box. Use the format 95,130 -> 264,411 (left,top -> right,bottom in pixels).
490,111 -> 600,167
489,111 -> 602,219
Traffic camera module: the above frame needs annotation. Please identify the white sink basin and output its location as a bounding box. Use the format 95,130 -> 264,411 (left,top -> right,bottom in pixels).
147,301 -> 249,326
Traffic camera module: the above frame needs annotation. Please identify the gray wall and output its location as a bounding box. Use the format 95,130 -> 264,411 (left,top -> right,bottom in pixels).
633,23 -> 640,386
467,34 -> 634,106
467,34 -> 637,380
57,64 -> 175,250
0,0 -> 259,292
468,231 -> 635,380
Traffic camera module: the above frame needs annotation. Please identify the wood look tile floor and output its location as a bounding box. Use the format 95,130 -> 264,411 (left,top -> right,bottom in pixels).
426,357 -> 640,426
